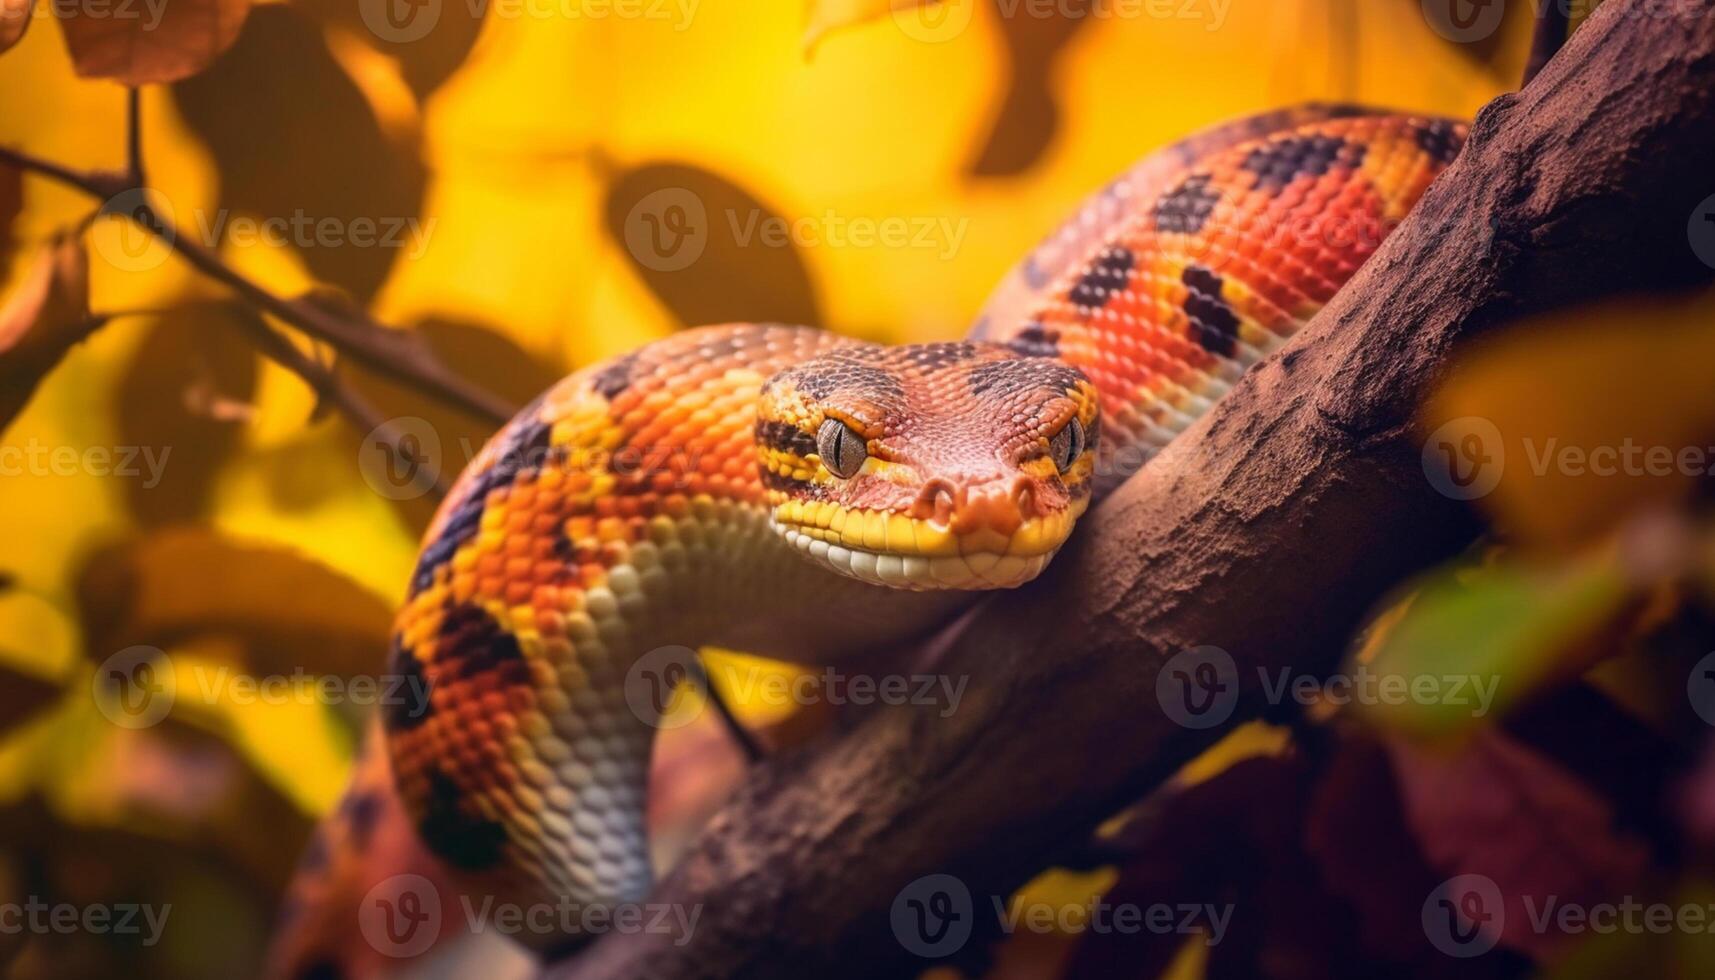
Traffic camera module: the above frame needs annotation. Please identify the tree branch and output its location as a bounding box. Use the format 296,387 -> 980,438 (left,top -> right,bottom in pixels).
550,0 -> 1715,976
1,100 -> 514,427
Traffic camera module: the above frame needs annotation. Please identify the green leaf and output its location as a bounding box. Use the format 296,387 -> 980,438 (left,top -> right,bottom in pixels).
1355,551 -> 1633,737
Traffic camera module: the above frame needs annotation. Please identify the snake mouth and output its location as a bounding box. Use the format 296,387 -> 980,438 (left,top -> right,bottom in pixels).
770,500 -> 1085,590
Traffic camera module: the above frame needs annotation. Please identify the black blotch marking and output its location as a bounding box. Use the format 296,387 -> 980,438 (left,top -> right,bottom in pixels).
755,419 -> 817,459
1182,265 -> 1240,356
796,361 -> 904,401
969,358 -> 1085,398
340,791 -> 383,848
295,958 -> 345,980
1241,135 -> 1365,193
904,343 -> 983,372
1414,120 -> 1464,165
1154,174 -> 1221,234
590,351 -> 640,400
381,637 -> 433,732
1008,323 -> 1060,359
410,412 -> 554,595
437,603 -> 530,685
1068,247 -> 1134,309
418,768 -> 507,871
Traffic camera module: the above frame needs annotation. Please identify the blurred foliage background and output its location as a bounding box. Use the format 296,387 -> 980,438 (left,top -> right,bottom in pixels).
13,1 -> 1715,978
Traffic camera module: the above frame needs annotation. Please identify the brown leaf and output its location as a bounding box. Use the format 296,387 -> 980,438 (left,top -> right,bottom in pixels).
345,315 -> 561,529
1388,728 -> 1652,960
0,660 -> 60,740
0,235 -> 92,430
603,163 -> 821,330
0,0 -> 29,55
75,528 -> 394,680
114,304 -> 258,526
172,6 -> 426,301
53,0 -> 251,84
0,162 -> 20,273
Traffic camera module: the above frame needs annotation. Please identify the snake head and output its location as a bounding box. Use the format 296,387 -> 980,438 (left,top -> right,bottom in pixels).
756,341 -> 1100,590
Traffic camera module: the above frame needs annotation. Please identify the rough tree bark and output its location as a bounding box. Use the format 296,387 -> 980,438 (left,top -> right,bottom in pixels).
552,1 -> 1715,975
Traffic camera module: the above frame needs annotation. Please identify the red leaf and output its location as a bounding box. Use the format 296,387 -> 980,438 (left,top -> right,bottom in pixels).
1388,729 -> 1651,960
53,0 -> 250,84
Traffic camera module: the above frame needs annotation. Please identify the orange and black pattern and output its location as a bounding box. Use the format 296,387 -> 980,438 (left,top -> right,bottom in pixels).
269,105 -> 1465,977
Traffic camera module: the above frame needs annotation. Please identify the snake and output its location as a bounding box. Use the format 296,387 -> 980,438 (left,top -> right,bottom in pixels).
267,104 -> 1466,977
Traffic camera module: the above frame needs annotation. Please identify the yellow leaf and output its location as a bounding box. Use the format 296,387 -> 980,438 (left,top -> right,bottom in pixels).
0,234 -> 91,430
53,0 -> 251,85
1423,290 -> 1715,547
75,527 -> 394,679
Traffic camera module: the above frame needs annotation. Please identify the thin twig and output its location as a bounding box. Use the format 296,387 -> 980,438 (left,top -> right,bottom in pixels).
690,656 -> 765,763
126,88 -> 145,188
1524,0 -> 1571,87
0,133 -> 514,425
236,307 -> 450,499
0,144 -> 127,200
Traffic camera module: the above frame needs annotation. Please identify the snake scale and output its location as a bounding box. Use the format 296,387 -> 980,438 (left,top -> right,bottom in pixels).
268,104 -> 1466,977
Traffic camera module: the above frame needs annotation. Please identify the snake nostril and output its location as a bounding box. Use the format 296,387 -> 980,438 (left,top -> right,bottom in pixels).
1012,478 -> 1036,517
914,479 -> 959,525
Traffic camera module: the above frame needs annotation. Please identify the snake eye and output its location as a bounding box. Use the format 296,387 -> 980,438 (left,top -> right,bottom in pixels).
816,418 -> 868,479
1048,418 -> 1085,474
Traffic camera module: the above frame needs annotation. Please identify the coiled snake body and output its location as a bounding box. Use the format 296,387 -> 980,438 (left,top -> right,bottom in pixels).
271,105 -> 1465,975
